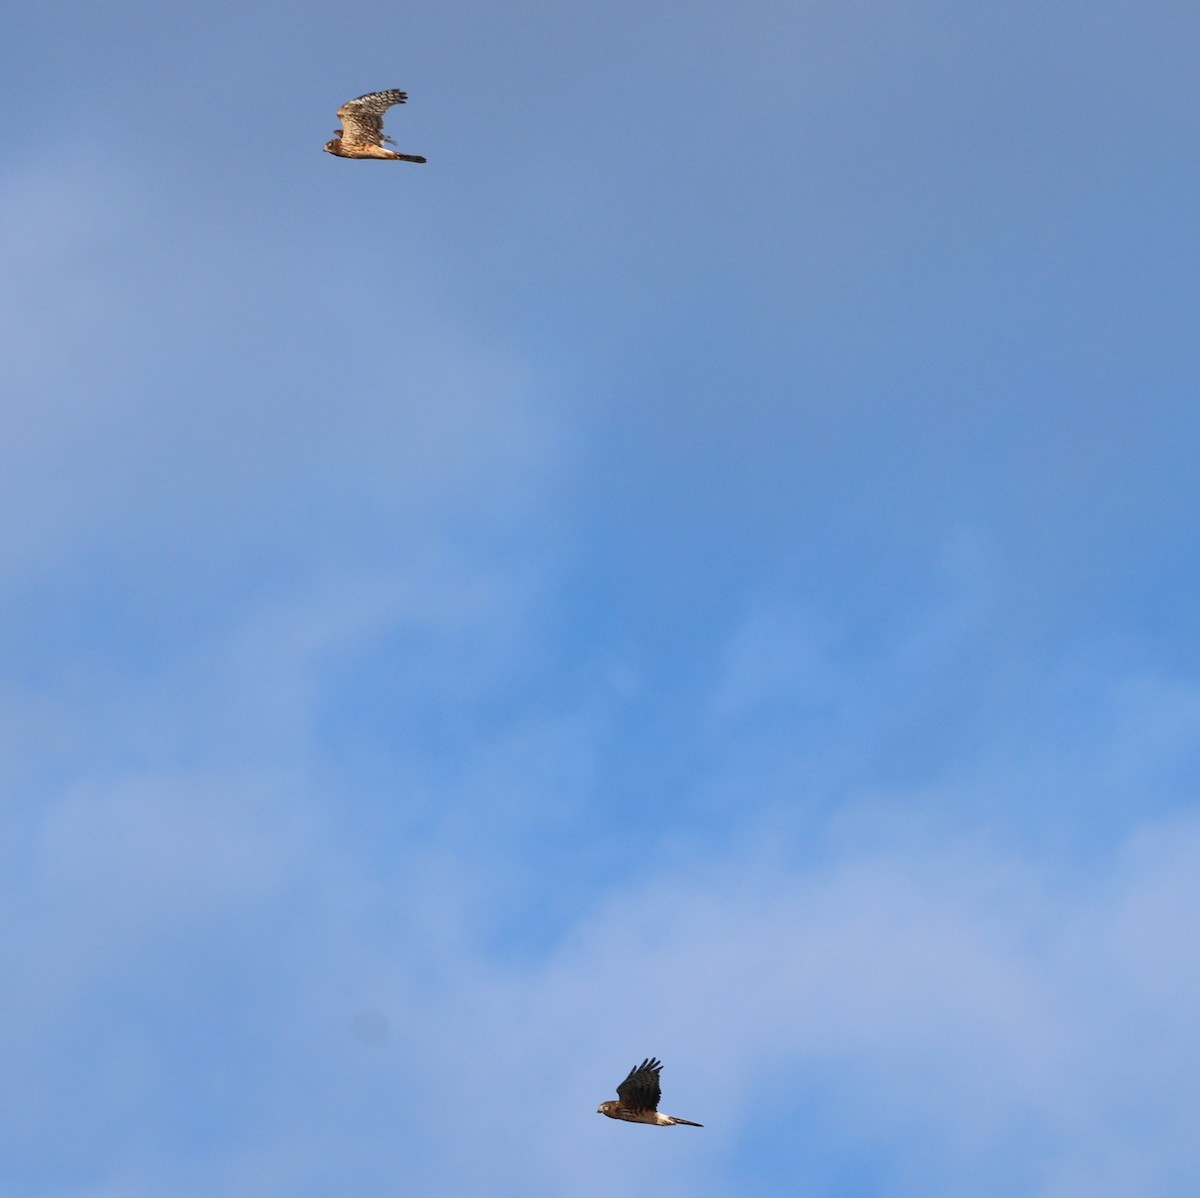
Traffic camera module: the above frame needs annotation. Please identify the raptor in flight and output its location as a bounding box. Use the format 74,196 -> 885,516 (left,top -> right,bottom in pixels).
597,1058 -> 703,1127
324,89 -> 427,161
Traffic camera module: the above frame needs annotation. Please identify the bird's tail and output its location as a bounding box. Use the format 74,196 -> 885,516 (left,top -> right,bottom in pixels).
669,1117 -> 703,1128
392,153 -> 427,163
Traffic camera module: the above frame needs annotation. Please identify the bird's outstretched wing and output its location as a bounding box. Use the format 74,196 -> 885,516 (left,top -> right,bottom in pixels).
336,89 -> 408,148
615,1058 -> 663,1113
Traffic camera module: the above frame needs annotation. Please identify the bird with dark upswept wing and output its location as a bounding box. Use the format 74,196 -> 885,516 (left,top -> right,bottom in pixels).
324,89 -> 427,161
597,1058 -> 703,1127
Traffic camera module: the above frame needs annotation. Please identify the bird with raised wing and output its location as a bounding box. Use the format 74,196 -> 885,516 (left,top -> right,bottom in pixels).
597,1058 -> 703,1127
324,89 -> 427,161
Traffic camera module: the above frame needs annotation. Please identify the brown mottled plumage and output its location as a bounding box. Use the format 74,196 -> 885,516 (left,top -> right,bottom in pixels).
597,1058 -> 703,1127
324,89 -> 426,161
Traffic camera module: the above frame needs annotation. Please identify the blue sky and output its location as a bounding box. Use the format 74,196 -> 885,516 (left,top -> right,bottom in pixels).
3,1 -> 1199,1194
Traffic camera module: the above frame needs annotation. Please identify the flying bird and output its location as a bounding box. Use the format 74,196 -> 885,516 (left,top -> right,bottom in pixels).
597,1058 -> 703,1127
324,89 -> 427,161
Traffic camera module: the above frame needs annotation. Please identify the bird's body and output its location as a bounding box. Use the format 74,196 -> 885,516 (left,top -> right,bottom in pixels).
597,1058 -> 702,1128
597,1102 -> 701,1127
324,89 -> 426,161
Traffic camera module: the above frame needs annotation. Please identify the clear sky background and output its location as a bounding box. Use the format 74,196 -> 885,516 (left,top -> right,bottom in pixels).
3,1 -> 1199,1195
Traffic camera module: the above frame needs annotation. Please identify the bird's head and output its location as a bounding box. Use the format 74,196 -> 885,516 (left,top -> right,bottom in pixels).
597,1101 -> 616,1117
323,138 -> 343,156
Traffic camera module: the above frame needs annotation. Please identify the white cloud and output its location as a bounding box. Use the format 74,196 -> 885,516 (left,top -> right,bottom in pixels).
0,145 -> 573,597
6,708 -> 1197,1195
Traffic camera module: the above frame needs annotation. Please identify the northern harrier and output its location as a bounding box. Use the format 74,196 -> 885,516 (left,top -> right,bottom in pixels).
597,1058 -> 703,1127
324,89 -> 427,161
